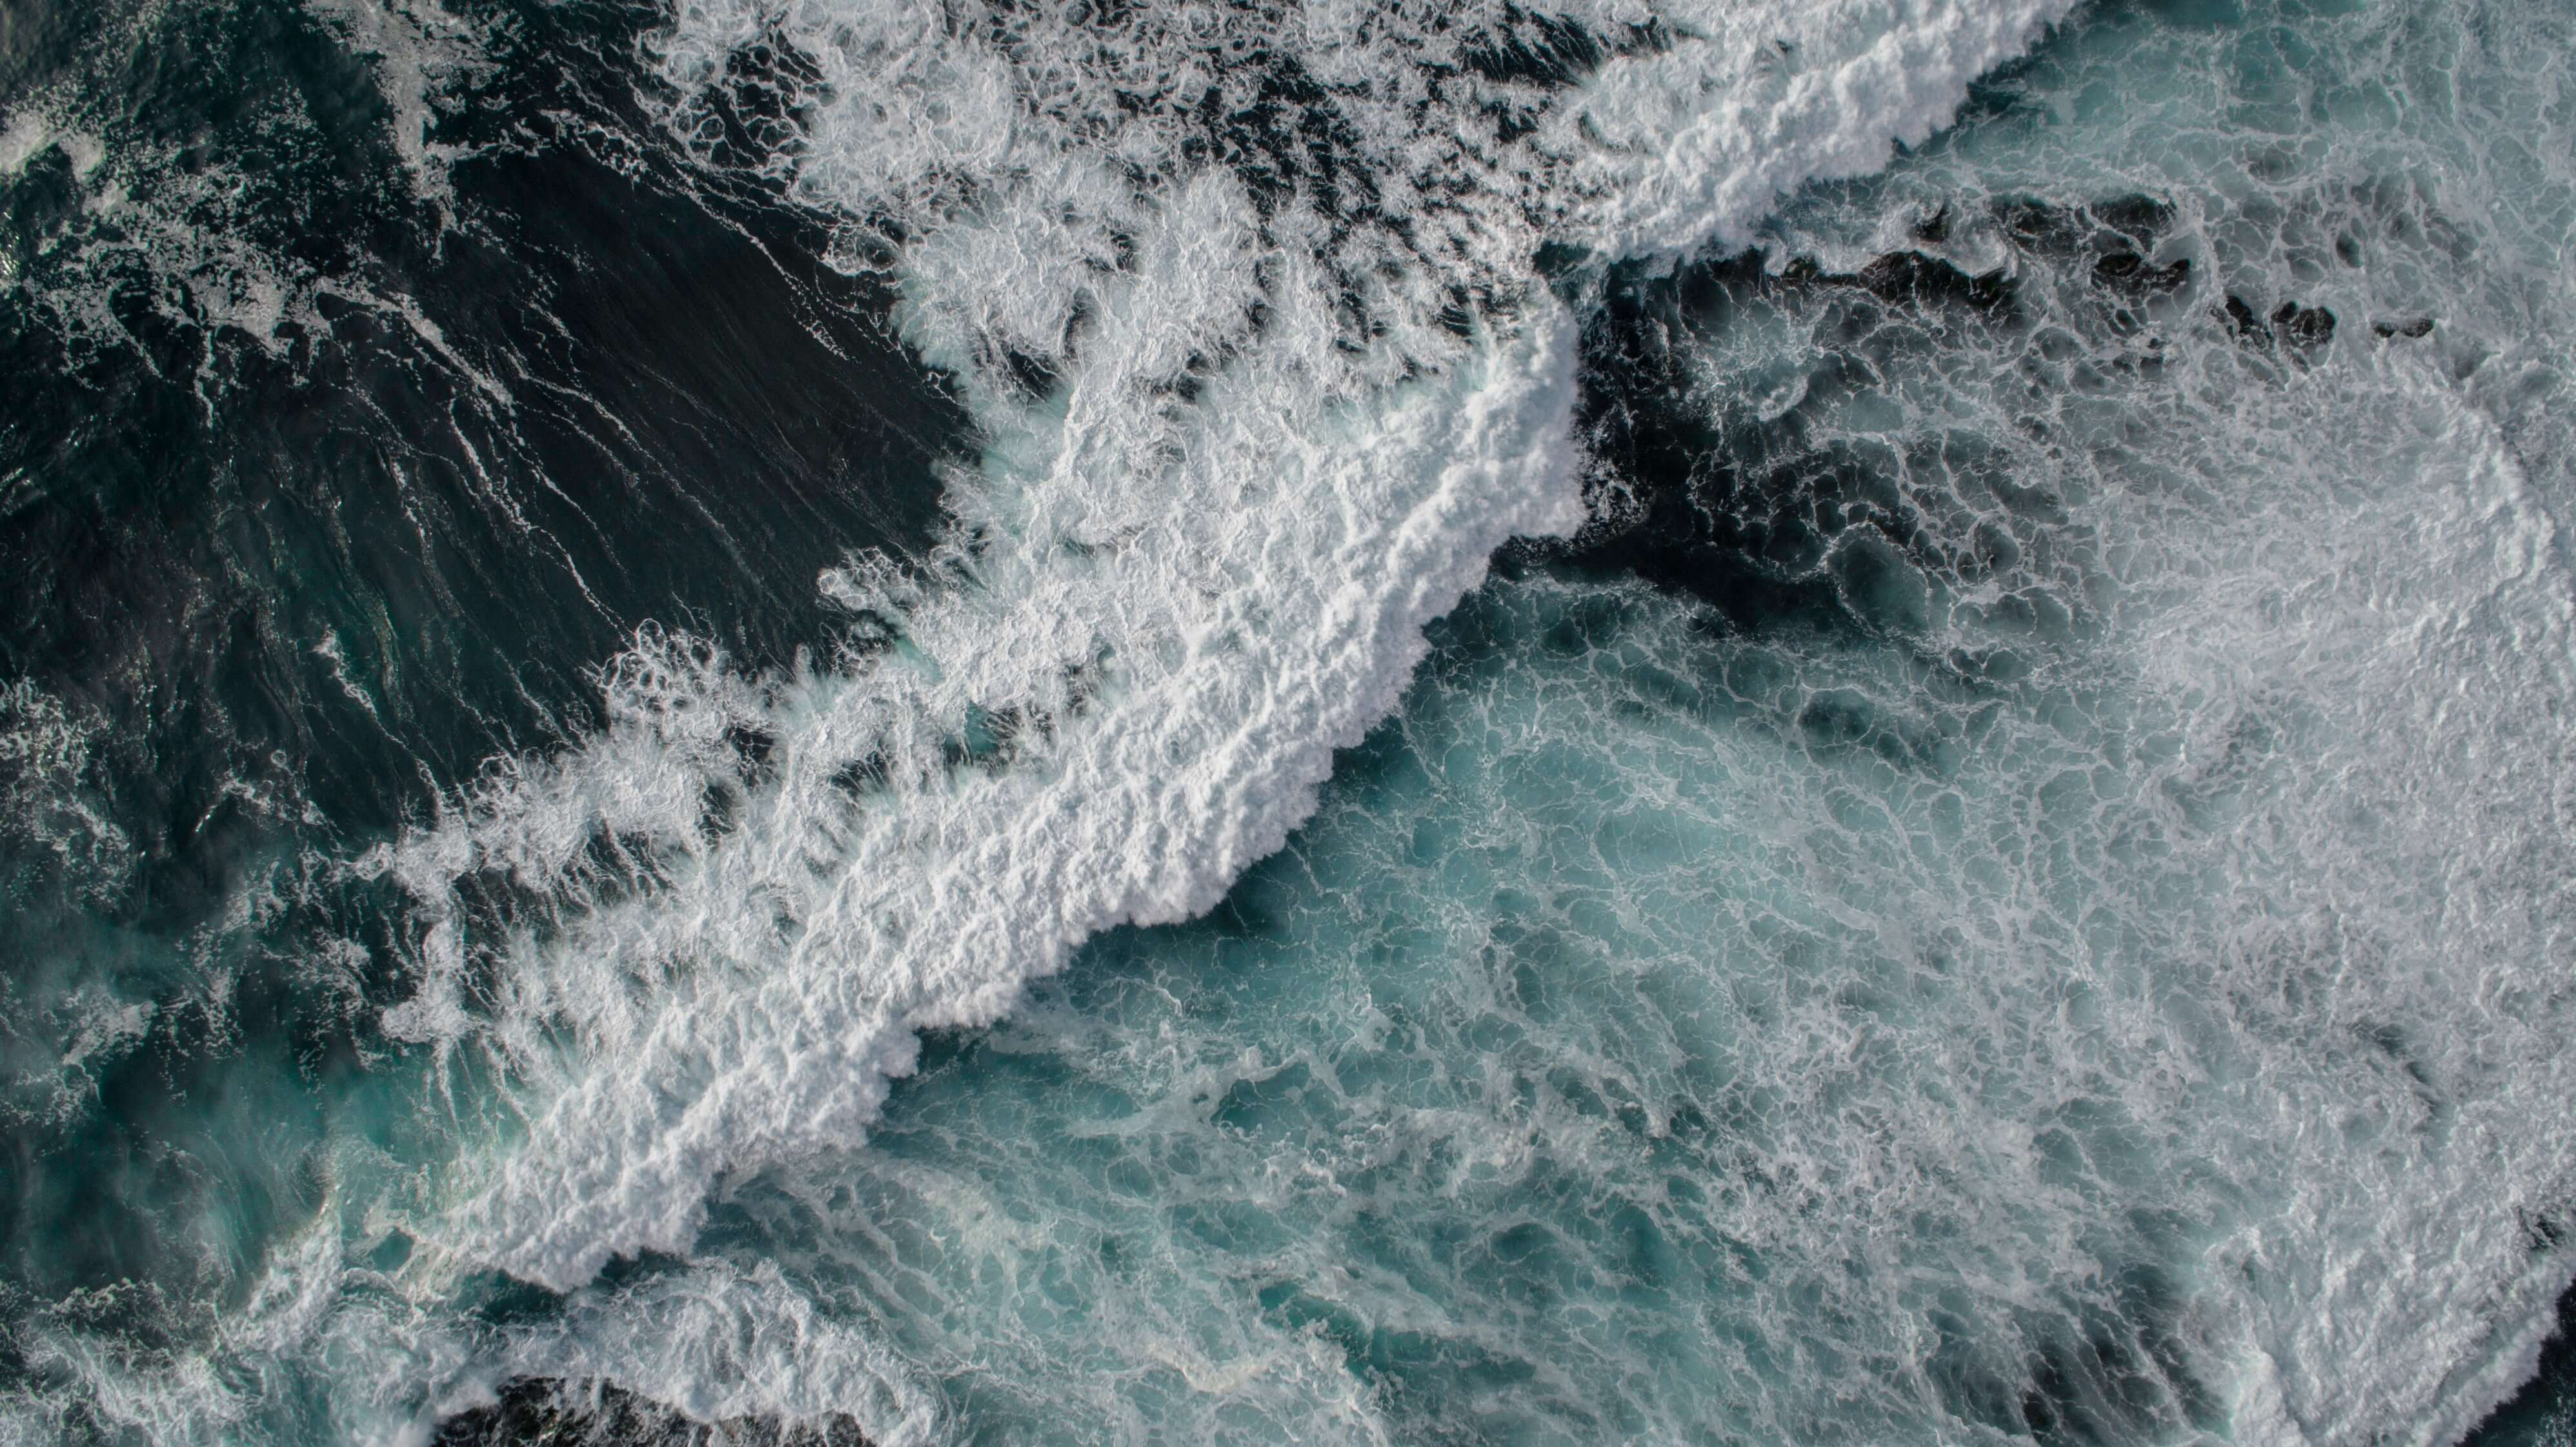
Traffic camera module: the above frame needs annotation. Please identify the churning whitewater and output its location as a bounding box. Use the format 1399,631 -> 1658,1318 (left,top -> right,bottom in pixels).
379,0 -> 2064,1319
3,0 -> 2575,1439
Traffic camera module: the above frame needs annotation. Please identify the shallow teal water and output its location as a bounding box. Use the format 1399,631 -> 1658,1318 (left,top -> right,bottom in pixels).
708,2 -> 2576,1439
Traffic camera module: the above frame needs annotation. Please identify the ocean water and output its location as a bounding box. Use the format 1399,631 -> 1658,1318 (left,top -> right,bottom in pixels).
3,0 -> 2575,1439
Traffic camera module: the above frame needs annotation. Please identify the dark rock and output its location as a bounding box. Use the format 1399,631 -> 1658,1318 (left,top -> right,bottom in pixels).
2371,316 -> 2435,340
2220,294 -> 2263,340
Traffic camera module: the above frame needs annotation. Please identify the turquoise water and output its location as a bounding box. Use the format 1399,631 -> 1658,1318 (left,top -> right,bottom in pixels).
5,0 -> 2576,1439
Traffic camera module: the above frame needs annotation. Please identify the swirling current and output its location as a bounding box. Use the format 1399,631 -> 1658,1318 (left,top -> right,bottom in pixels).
2,0 -> 2575,1441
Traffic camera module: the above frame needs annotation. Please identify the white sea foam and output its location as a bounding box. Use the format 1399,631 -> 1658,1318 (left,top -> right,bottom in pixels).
2128,373 -> 2576,1447
479,1262 -> 950,1444
302,0 -> 490,201
0,0 -> 496,387
605,255 -> 2575,1446
396,301 -> 1585,1286
372,0 -> 2069,1310
12,0 -> 2575,1433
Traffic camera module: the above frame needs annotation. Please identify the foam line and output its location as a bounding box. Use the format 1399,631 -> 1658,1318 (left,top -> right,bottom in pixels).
382,0 -> 2074,1296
